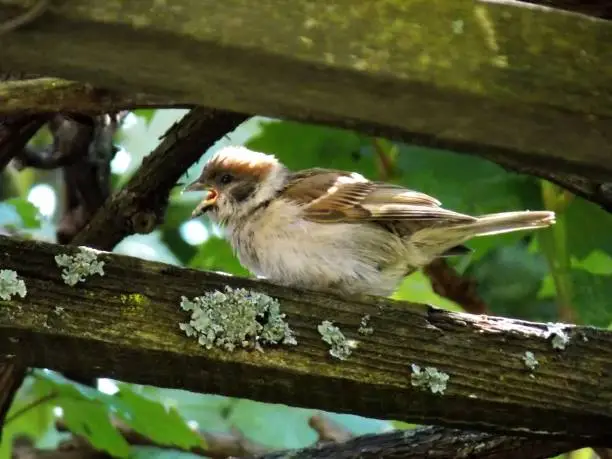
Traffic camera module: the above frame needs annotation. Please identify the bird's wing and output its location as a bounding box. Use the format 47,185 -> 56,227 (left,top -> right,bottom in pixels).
280,169 -> 476,223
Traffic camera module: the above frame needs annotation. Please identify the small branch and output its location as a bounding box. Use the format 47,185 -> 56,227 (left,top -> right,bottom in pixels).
71,107 -> 249,250
309,413 -> 354,443
371,138 -> 394,181
0,0 -> 49,36
0,360 -> 27,441
423,259 -> 489,314
0,114 -> 48,171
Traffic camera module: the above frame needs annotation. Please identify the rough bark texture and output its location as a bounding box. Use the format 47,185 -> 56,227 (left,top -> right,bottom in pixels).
0,0 -> 610,183
10,422 -> 586,459
259,426 -> 583,459
0,78 -> 189,115
0,236 -> 611,442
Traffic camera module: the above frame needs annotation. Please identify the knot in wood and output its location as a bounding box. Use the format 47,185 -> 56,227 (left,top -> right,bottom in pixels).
130,211 -> 157,234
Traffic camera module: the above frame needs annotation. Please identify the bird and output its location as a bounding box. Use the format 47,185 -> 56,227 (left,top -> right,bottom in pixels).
184,145 -> 555,297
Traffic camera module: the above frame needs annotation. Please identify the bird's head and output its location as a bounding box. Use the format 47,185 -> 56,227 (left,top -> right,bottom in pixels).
184,146 -> 288,226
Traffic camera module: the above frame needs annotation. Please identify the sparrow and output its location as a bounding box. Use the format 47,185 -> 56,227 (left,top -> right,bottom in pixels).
185,146 -> 555,297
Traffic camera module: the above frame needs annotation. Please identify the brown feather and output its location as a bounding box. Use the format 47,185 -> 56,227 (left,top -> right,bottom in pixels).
281,169 -> 476,224
200,147 -> 279,183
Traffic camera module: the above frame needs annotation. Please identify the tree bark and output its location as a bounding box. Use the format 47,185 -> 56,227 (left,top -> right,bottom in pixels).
1,0 -> 610,183
0,236 -> 611,442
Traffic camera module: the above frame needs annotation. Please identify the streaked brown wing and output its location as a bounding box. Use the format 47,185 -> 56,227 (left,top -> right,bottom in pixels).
281,169 -> 476,224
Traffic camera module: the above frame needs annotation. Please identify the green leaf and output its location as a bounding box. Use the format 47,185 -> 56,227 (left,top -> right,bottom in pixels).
62,397 -> 131,458
0,198 -> 41,230
395,145 -> 542,216
246,120 -> 375,177
565,197 -> 612,259
0,377 -> 55,459
464,239 -> 555,320
113,385 -> 203,450
4,198 -> 41,228
551,268 -> 612,327
30,371 -> 203,458
392,271 -> 462,312
395,145 -> 543,260
188,236 -> 249,277
132,109 -> 157,127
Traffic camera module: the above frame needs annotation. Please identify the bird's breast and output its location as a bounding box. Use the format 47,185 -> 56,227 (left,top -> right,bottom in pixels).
227,200 -> 409,295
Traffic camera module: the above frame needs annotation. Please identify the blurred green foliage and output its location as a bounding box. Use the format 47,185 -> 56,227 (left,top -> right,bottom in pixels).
1,111 -> 610,458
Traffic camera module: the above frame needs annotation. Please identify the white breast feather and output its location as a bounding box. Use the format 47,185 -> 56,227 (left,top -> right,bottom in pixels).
228,198 -> 410,296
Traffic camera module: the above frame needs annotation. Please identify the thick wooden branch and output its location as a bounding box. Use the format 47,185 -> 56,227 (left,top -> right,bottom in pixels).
0,78 -> 190,114
259,426 -> 581,459
71,107 -> 248,249
0,236 -> 611,443
1,0 -> 610,183
12,421 -> 584,459
4,78 -> 612,213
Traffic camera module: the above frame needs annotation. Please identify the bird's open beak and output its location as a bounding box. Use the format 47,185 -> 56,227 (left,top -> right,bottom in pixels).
185,181 -> 218,217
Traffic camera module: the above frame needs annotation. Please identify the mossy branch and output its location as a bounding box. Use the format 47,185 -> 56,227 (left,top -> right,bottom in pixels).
0,77 -> 189,114
0,236 -> 611,443
0,0 -> 610,184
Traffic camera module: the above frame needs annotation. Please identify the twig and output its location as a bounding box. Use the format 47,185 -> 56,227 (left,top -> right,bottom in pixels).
0,0 -> 50,35
371,138 -> 394,181
0,114 -> 48,171
309,413 -> 354,443
423,259 -> 489,314
71,107 -> 248,250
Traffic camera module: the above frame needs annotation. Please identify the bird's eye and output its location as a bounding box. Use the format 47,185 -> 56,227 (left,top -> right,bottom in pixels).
220,173 -> 234,185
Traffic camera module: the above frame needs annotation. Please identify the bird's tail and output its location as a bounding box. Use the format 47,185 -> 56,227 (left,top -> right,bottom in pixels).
411,210 -> 555,259
449,210 -> 556,238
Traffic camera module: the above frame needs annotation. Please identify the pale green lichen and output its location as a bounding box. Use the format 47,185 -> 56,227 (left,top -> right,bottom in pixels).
0,270 -> 26,300
318,320 -> 354,360
545,323 -> 570,350
358,314 -> 373,336
179,286 -> 297,352
522,351 -> 538,370
410,364 -> 449,395
55,248 -> 105,286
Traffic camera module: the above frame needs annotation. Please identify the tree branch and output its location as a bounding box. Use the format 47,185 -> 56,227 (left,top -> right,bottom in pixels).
0,361 -> 26,442
423,259 -> 489,315
0,236 -> 611,442
0,114 -> 47,170
18,416 -> 583,459
0,77 -> 190,115
70,107 -> 248,249
258,426 -> 582,459
0,0 -> 610,185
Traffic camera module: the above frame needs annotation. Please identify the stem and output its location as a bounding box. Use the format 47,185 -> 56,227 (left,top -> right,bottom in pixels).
4,391 -> 57,426
539,180 -> 574,322
370,138 -> 396,180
